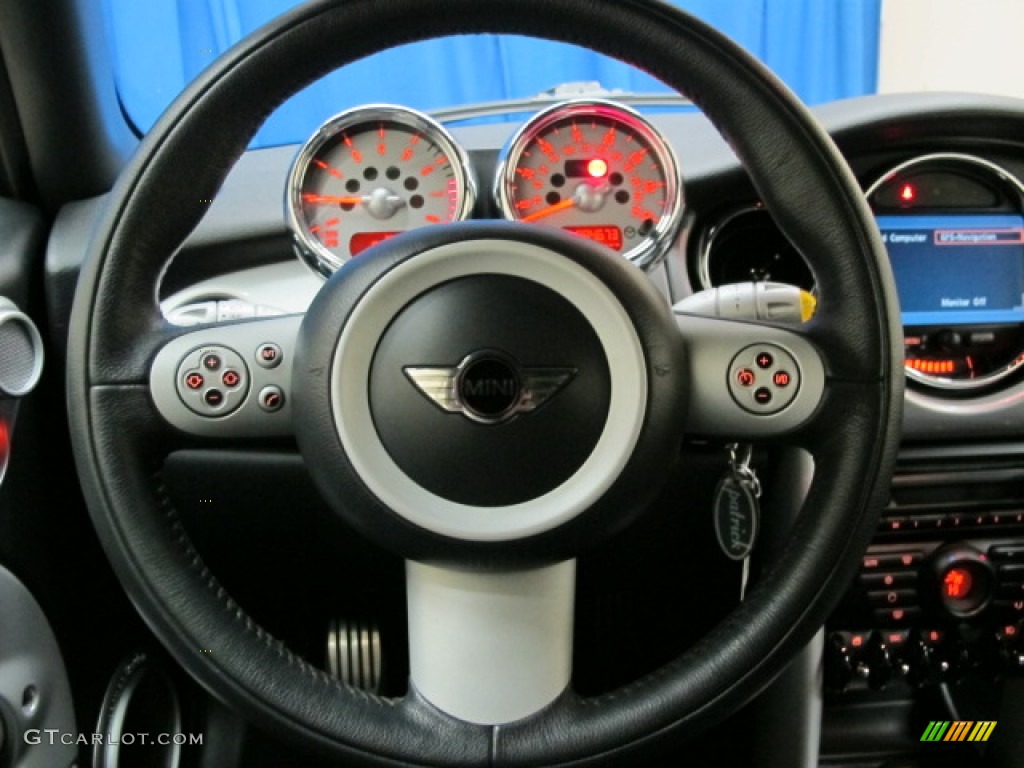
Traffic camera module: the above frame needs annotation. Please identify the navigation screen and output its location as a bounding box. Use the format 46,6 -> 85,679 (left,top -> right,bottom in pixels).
877,214 -> 1024,326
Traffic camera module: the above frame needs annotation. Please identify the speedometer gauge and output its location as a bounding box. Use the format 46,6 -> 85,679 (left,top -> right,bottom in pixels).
286,105 -> 476,276
495,100 -> 683,269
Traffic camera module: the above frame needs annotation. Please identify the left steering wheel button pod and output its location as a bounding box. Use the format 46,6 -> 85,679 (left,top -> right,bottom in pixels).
175,345 -> 250,416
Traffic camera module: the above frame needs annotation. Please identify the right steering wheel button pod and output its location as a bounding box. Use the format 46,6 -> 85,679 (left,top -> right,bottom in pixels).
728,344 -> 801,414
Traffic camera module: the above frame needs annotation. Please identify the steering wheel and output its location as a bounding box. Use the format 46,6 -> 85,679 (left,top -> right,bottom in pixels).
68,0 -> 903,764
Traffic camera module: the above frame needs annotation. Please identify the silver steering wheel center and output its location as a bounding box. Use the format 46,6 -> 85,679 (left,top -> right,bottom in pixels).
326,237 -> 648,542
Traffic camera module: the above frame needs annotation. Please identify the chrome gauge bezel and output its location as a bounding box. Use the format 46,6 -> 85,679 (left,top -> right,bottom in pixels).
285,104 -> 477,278
866,153 -> 1024,392
494,99 -> 684,271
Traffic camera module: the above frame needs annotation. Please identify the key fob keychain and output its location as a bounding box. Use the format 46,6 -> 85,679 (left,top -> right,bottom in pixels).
714,443 -> 762,598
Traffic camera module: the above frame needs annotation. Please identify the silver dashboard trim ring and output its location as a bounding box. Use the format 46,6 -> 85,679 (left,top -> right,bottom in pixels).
493,98 -> 684,272
865,152 -> 1024,392
285,104 -> 477,278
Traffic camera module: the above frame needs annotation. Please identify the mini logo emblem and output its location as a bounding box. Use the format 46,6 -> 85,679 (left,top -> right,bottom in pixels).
404,351 -> 575,424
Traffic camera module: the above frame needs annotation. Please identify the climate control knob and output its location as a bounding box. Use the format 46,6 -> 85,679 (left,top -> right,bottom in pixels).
929,544 -> 995,619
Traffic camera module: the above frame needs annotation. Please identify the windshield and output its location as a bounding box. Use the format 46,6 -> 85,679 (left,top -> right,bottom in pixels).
104,0 -> 881,149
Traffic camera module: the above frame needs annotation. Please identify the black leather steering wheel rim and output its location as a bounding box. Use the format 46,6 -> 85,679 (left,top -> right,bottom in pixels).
67,0 -> 903,764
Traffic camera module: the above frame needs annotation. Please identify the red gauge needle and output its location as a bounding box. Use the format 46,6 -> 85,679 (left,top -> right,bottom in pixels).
303,194 -> 364,205
521,198 -> 576,223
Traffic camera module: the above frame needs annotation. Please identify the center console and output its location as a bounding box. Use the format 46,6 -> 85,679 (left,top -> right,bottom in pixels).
820,153 -> 1024,765
827,454 -> 1024,695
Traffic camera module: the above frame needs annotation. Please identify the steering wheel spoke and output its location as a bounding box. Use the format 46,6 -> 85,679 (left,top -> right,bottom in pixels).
406,559 -> 575,725
676,312 -> 827,441
148,315 -> 300,439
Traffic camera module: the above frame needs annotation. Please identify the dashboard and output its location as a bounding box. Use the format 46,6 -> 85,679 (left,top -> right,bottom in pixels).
702,152 -> 1024,392
154,91 -> 1024,439
302,99 -> 1024,402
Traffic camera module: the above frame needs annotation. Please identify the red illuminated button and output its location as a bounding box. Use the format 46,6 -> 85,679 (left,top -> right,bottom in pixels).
753,387 -> 772,405
184,372 -> 204,390
755,352 -> 773,369
944,567 -> 973,599
886,629 -> 910,647
256,343 -> 282,369
204,389 -> 224,408
859,572 -> 916,589
259,386 -> 285,413
874,607 -> 921,624
934,548 -> 993,617
222,370 -> 241,388
773,370 -> 792,388
922,629 -> 945,646
202,354 -> 221,371
736,368 -> 756,387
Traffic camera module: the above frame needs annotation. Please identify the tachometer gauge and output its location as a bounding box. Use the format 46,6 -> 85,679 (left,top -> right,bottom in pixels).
286,105 -> 476,276
495,100 -> 683,269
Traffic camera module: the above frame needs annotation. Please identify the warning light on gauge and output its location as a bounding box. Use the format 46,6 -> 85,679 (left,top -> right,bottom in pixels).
565,158 -> 610,179
944,567 -> 973,600
899,183 -> 916,203
586,158 -> 608,179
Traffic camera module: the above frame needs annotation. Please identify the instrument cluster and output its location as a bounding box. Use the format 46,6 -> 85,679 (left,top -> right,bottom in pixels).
286,100 -> 684,276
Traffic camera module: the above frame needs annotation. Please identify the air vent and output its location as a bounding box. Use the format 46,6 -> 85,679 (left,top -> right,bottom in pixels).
696,207 -> 813,291
879,456 -> 1024,538
0,299 -> 43,397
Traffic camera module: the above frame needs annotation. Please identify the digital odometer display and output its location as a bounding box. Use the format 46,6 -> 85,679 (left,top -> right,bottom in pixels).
878,214 -> 1024,326
563,225 -> 623,251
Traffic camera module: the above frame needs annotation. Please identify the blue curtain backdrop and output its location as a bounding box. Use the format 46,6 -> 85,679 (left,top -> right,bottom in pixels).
104,0 -> 881,149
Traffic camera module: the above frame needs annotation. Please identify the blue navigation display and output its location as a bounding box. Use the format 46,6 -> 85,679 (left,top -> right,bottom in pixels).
877,214 -> 1024,326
